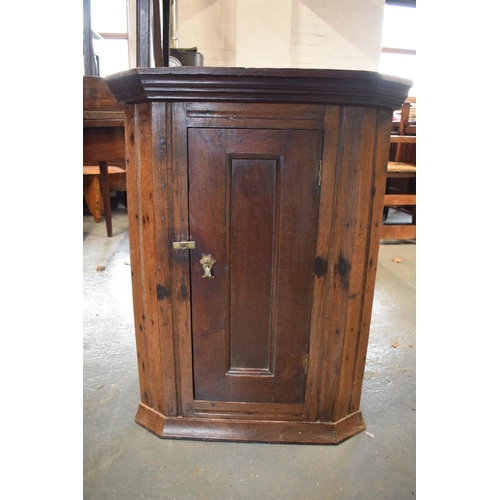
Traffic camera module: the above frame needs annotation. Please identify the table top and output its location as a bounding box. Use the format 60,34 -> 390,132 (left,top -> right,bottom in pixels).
83,110 -> 124,128
84,76 -> 125,127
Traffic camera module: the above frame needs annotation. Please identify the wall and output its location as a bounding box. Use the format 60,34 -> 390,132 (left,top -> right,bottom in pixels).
177,0 -> 237,66
178,0 -> 385,70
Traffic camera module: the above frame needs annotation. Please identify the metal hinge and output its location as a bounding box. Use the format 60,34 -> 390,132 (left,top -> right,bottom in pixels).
172,240 -> 196,250
304,354 -> 309,374
318,160 -> 323,187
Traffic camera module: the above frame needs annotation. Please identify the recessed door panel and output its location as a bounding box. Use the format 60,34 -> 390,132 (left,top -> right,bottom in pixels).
188,128 -> 322,404
229,158 -> 278,372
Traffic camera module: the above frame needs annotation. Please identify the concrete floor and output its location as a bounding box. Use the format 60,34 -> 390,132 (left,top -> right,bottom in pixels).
83,208 -> 416,500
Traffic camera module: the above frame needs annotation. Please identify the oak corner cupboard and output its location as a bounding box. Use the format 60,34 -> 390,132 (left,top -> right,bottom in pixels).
106,67 -> 412,444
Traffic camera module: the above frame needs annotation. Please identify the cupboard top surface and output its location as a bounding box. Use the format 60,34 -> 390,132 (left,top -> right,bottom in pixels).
106,67 -> 412,110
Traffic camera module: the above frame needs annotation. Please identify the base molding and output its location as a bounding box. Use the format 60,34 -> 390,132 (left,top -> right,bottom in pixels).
135,403 -> 366,444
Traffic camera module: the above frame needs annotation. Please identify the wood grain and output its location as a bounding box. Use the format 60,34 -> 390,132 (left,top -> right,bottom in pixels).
109,68 -> 412,444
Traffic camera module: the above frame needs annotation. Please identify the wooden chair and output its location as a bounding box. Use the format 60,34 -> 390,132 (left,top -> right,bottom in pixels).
381,98 -> 416,240
83,165 -> 127,223
83,76 -> 126,237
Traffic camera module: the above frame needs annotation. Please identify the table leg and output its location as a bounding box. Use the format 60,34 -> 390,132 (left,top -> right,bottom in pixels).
98,161 -> 112,237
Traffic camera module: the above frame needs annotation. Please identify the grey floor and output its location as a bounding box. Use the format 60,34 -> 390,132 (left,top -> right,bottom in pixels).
83,208 -> 416,500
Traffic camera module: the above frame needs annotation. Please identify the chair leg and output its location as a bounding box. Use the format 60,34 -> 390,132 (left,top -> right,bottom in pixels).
83,175 -> 103,223
98,161 -> 113,237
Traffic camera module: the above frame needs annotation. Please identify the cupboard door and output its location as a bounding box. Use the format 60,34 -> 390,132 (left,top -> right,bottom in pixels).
188,128 -> 322,404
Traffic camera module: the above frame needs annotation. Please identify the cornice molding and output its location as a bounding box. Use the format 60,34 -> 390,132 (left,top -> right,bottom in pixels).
106,67 -> 412,111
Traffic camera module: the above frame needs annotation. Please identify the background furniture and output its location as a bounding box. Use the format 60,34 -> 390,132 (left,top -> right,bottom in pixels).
382,98 -> 416,239
83,165 -> 126,224
83,76 -> 126,237
106,67 -> 411,444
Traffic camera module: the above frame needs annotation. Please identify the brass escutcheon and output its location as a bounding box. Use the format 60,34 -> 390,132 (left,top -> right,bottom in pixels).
200,254 -> 216,278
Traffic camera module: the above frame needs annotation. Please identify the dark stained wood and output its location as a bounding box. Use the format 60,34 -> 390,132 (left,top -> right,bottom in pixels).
83,76 -> 126,114
192,400 -> 306,420
135,402 -> 366,444
107,68 -> 412,444
351,108 -> 394,412
98,161 -> 112,236
188,128 -> 321,405
106,67 -> 411,110
169,102 -> 194,417
149,102 -> 178,416
228,157 -> 278,371
135,102 -> 168,414
123,104 -> 158,411
83,128 -> 125,163
186,102 -> 325,130
136,404 -> 366,444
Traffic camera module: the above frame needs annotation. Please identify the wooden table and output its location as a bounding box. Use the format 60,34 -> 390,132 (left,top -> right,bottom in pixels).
83,76 -> 125,237
106,67 -> 412,444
